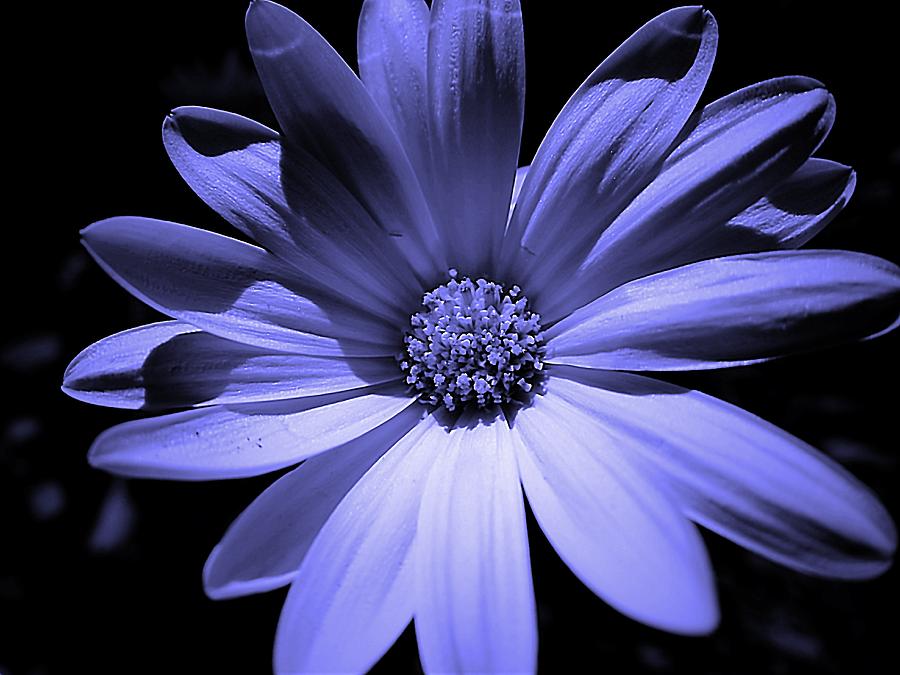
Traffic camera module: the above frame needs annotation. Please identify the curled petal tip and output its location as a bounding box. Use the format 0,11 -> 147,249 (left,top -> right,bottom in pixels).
246,0 -> 286,28
663,5 -> 716,37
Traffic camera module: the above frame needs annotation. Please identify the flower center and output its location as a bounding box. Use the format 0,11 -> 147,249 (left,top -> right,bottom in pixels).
400,270 -> 545,412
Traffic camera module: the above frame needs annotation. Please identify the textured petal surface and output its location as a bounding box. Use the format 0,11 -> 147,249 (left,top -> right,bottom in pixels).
163,106 -> 420,318
274,414 -> 445,674
502,7 -> 717,285
427,0 -> 525,272
88,386 -> 415,480
543,77 -> 835,320
509,165 -> 529,216
246,0 -> 443,280
62,321 -> 401,410
548,368 -> 897,578
415,414 -> 537,674
204,404 -> 424,599
724,158 -> 856,249
358,0 -> 431,183
81,217 -> 398,357
547,250 -> 900,371
513,390 -> 719,634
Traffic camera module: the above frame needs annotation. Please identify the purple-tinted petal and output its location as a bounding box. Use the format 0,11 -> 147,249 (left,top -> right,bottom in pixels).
358,0 -> 431,183
415,414 -> 537,674
163,106 -> 421,318
513,391 -> 718,635
542,77 -> 835,321
427,0 -> 525,272
204,404 -> 424,599
62,321 -> 400,410
501,7 -> 717,285
549,368 -> 897,578
725,158 -> 856,249
88,386 -> 415,480
274,414 -> 444,674
81,217 -> 397,357
509,165 -> 529,217
245,0 -> 444,280
546,250 -> 900,371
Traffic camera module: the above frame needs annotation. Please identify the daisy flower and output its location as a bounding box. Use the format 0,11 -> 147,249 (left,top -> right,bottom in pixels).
63,1 -> 899,672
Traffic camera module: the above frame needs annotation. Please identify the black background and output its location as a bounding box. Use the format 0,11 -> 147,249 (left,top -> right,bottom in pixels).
5,1 -> 899,673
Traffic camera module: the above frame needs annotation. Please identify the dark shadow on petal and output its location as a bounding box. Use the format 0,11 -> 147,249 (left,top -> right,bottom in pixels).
547,364 -> 685,396
141,333 -> 255,409
170,107 -> 277,157
765,161 -> 852,216
602,7 -> 707,83
67,332 -> 405,411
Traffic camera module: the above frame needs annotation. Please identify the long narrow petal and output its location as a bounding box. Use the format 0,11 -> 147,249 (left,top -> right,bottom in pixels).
542,77 -> 835,320
415,414 -> 537,674
245,0 -> 444,280
62,322 -> 400,410
274,414 -> 445,674
203,404 -> 424,599
81,217 -> 398,357
513,391 -> 718,634
724,158 -> 856,249
501,7 -> 717,283
546,250 -> 900,371
163,106 -> 421,318
427,0 -> 525,272
358,0 -> 431,183
548,368 -> 897,578
87,386 -> 416,480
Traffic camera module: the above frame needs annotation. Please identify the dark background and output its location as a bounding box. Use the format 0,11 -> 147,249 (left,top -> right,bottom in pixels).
5,1 -> 899,673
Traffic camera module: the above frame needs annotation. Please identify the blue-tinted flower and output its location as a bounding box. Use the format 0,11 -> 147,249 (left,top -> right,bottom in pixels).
63,1 -> 899,672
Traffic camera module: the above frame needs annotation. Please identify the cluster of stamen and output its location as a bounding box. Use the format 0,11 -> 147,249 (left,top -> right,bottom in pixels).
400,270 -> 545,412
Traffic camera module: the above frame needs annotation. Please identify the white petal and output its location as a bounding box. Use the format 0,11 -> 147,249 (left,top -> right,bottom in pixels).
246,0 -> 444,281
501,7 -> 717,287
538,77 -> 836,321
163,106 -> 421,319
724,158 -> 856,249
427,0 -> 525,271
546,250 -> 900,371
81,217 -> 398,357
357,0 -> 432,184
513,391 -> 719,635
204,404 -> 424,598
547,368 -> 897,579
274,413 -> 445,674
88,386 -> 416,480
415,414 -> 537,674
62,321 -> 401,409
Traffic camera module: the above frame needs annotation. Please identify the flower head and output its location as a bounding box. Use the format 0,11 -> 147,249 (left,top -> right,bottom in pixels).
64,1 -> 899,672
401,270 -> 545,411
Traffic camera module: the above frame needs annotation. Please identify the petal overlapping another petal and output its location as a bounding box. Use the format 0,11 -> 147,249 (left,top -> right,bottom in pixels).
514,392 -> 719,635
203,404 -> 424,599
81,217 -> 399,357
358,0 -> 432,185
87,385 -> 416,480
163,106 -> 422,318
539,77 -> 837,321
501,6 -> 718,289
274,414 -> 445,674
724,158 -> 855,250
547,368 -> 897,578
414,414 -> 537,674
245,0 -> 444,281
62,321 -> 401,410
546,250 -> 900,371
427,0 -> 526,273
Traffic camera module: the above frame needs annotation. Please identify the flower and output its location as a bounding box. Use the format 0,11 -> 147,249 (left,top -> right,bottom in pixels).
62,0 -> 899,672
